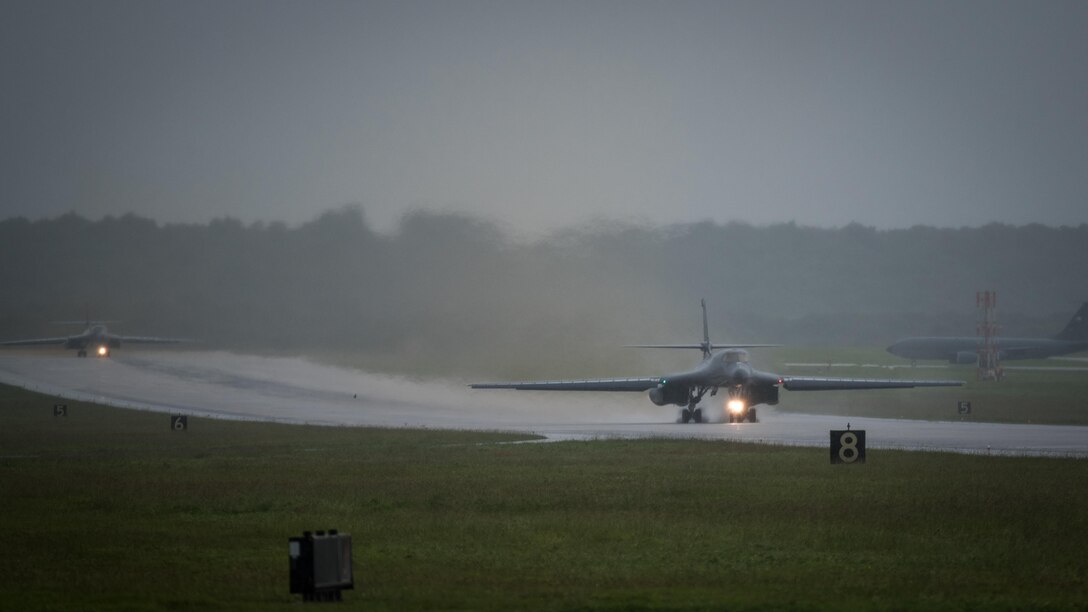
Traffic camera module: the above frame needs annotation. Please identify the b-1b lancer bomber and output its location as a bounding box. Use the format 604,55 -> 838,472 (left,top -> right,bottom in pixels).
1,320 -> 184,357
472,301 -> 963,423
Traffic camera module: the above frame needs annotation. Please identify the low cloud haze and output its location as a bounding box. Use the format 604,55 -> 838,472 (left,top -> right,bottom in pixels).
2,1 -> 1086,234
4,2 -> 1086,376
1,208 -> 1084,377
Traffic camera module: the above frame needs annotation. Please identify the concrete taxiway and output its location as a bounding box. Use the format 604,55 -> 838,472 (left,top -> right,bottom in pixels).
1,351 -> 1086,457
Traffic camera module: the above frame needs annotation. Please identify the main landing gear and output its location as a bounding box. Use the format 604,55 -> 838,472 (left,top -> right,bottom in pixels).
680,387 -> 710,424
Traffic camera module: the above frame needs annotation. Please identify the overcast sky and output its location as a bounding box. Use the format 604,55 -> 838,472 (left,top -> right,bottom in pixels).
2,0 -> 1086,234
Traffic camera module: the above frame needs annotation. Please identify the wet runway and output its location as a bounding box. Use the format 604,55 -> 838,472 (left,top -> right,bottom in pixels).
2,351 -> 1086,457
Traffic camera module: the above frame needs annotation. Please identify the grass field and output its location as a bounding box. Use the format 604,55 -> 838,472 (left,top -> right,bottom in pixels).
764,347 -> 1088,425
2,383 -> 1087,611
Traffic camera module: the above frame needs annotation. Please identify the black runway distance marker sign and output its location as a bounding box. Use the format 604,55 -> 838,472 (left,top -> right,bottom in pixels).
830,430 -> 865,464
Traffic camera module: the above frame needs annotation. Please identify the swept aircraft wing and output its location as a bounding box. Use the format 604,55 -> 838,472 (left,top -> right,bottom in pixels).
117,335 -> 185,344
473,375 -> 960,393
780,376 -> 962,391
2,334 -> 187,346
0,336 -> 70,346
470,377 -> 660,392
625,344 -> 780,349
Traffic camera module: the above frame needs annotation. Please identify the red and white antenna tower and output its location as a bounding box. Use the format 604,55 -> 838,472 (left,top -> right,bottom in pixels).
976,291 -> 1002,381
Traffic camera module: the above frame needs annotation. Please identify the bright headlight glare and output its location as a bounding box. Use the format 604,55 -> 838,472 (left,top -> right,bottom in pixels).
97,346 -> 107,356
727,400 -> 745,414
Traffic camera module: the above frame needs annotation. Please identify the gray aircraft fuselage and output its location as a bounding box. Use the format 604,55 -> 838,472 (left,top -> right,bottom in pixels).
646,349 -> 783,409
63,325 -> 118,350
887,336 -> 1088,363
886,302 -> 1088,363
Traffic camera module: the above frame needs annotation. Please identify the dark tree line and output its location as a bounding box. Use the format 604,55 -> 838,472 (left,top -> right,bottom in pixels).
1,208 -> 1085,376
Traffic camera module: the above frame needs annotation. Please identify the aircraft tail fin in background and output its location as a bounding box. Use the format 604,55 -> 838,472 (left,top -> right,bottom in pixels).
1054,302 -> 1088,342
624,299 -> 778,358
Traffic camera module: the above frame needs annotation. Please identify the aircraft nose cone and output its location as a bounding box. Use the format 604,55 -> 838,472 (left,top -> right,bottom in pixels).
730,367 -> 750,385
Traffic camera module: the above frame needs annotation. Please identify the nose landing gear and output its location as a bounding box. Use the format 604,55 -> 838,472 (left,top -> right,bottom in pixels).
727,407 -> 758,423
725,388 -> 758,423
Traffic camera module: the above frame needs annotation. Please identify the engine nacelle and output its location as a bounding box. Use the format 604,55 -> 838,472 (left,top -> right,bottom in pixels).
648,383 -> 689,407
951,351 -> 978,365
748,384 -> 779,407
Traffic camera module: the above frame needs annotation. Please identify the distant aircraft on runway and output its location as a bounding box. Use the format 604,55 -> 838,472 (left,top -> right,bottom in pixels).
472,300 -> 963,424
1,320 -> 184,357
887,302 -> 1088,364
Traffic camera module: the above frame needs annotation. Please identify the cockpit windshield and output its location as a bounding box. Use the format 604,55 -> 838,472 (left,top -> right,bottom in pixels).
723,349 -> 749,363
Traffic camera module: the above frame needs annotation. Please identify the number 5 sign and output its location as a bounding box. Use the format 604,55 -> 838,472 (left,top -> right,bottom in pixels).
830,430 -> 865,464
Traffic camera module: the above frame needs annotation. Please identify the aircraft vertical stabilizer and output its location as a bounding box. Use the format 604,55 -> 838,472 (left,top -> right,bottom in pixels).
700,298 -> 711,359
1055,302 -> 1088,342
623,299 -> 778,354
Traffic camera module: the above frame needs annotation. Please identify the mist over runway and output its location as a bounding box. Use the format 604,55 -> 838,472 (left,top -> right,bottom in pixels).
1,351 -> 1085,457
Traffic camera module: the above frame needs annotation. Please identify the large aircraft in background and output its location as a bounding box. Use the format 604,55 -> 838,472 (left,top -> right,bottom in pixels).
886,302 -> 1088,364
1,320 -> 184,357
472,300 -> 962,423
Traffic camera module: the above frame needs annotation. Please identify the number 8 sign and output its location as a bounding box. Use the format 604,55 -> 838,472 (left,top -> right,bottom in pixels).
830,430 -> 865,464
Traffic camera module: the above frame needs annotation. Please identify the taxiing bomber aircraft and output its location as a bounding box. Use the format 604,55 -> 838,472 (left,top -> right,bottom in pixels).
887,302 -> 1088,364
1,320 -> 184,357
472,300 -> 963,423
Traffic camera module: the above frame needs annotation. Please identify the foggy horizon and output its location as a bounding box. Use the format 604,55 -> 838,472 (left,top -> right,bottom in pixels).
3,208 -> 1085,377
4,203 -> 1087,238
4,1 -> 1087,235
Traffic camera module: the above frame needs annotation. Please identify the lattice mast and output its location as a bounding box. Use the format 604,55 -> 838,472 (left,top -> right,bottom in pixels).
976,290 -> 1002,381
